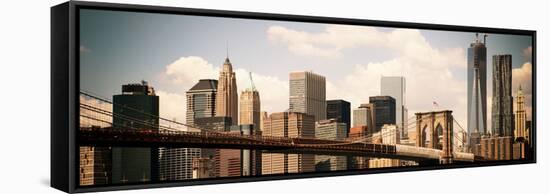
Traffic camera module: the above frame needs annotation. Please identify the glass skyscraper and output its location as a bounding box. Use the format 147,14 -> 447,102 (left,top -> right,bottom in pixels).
112,81 -> 159,184
381,76 -> 407,139
369,96 -> 396,133
326,99 -> 351,135
467,34 -> 488,142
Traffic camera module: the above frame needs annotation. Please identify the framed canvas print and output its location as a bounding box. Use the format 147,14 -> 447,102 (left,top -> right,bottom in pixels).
51,1 -> 536,193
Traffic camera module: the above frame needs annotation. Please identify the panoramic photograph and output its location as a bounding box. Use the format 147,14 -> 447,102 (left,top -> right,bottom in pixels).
77,9 -> 534,186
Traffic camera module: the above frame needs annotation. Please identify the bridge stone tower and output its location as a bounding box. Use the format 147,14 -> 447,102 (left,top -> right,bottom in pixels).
415,110 -> 454,164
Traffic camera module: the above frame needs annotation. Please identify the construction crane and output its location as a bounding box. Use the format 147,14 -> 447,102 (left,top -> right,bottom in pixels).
248,71 -> 256,91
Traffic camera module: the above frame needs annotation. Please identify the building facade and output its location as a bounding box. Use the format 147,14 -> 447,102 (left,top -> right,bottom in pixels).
353,103 -> 375,132
159,147 -> 201,181
326,100 -> 351,135
112,81 -> 159,184
240,88 -> 261,132
315,119 -> 347,141
381,124 -> 400,145
491,54 -> 514,137
259,111 -> 268,135
289,71 -> 326,121
515,85 -> 527,141
192,158 -> 215,179
369,96 -> 396,133
381,76 -> 408,139
480,136 -> 513,160
160,79 -> 218,181
79,146 -> 111,186
186,79 -> 218,126
261,112 -> 315,175
216,57 -> 239,125
194,116 -> 232,132
349,126 -> 369,139
194,116 -> 233,178
315,119 -> 348,172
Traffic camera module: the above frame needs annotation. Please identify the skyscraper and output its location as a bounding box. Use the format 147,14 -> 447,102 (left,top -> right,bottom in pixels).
112,81 -> 159,184
315,119 -> 348,172
369,96 -> 396,133
315,119 -> 347,141
353,103 -> 375,132
261,112 -> 315,175
260,111 -> 268,134
515,85 -> 527,141
216,57 -> 239,125
467,34 -> 488,140
240,72 -> 261,132
289,71 -> 326,121
159,79 -> 218,181
381,76 -> 408,139
326,100 -> 351,136
159,146 -> 200,181
491,54 -> 514,137
186,79 -> 218,126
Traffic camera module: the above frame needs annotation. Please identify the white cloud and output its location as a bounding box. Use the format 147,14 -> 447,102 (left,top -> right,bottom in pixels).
270,25 -> 471,129
156,90 -> 187,123
158,56 -> 218,124
165,56 -> 218,84
159,56 -> 289,124
267,25 -> 466,70
161,25 -> 472,130
235,69 -> 289,114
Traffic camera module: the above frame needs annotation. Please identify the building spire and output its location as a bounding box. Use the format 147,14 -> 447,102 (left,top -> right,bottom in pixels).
226,41 -> 229,59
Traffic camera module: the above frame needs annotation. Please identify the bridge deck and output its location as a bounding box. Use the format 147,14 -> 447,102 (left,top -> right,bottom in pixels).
78,128 -> 476,162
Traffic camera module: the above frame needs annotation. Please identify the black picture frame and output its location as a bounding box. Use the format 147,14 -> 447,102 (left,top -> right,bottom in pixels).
51,1 -> 536,193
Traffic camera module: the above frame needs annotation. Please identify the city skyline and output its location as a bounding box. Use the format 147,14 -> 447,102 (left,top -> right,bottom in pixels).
76,8 -> 535,187
80,9 -> 533,131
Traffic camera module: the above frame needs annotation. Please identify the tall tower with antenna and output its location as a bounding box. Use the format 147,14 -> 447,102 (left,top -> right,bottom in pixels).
216,50 -> 239,125
467,33 -> 488,150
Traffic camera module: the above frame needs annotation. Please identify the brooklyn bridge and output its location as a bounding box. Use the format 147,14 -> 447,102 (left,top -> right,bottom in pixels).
79,91 -> 482,164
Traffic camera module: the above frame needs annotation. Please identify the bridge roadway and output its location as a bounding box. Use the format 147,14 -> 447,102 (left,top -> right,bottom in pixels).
78,127 -> 476,162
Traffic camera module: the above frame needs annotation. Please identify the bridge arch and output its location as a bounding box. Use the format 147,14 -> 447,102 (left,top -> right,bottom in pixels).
415,110 -> 454,164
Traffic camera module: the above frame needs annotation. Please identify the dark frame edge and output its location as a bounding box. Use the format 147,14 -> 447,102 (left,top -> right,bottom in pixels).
531,31 -> 537,163
51,1 -> 77,193
71,0 -> 535,35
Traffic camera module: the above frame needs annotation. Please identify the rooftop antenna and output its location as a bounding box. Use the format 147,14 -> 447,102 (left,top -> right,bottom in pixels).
475,33 -> 479,43
226,41 -> 229,59
248,72 -> 256,91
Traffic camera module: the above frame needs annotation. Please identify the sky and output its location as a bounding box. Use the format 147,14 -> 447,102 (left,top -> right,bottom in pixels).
79,9 -> 533,132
